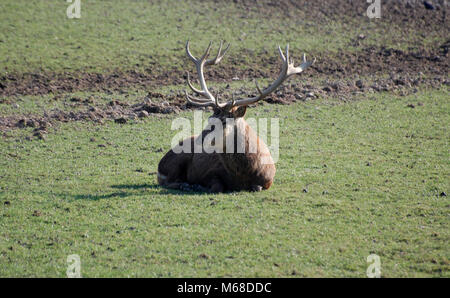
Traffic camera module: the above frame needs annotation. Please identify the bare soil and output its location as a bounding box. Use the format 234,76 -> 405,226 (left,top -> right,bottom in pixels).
1,41 -> 448,98
1,0 -> 448,135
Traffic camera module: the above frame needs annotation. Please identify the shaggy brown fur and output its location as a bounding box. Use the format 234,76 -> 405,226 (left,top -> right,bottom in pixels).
157,106 -> 276,192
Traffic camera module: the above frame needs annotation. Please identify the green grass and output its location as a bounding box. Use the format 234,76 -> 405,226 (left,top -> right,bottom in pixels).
0,0 -> 334,74
0,0 -> 443,75
1,88 -> 448,277
0,0 -> 448,278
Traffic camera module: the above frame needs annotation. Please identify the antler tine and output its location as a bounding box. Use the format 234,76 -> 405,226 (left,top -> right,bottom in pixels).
285,44 -> 290,66
207,40 -> 222,64
206,41 -> 231,65
231,44 -> 315,107
184,41 -> 216,105
214,94 -> 220,107
185,90 -> 210,103
186,72 -> 207,96
185,91 -> 216,106
290,52 -> 316,74
254,79 -> 263,96
185,40 -> 197,63
185,42 -> 314,110
200,41 -> 213,62
278,45 -> 286,62
184,40 -> 232,109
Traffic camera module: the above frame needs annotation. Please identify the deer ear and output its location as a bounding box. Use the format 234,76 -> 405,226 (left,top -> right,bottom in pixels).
233,106 -> 247,118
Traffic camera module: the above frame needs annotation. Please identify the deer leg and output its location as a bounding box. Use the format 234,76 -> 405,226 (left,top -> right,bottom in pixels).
209,182 -> 224,193
165,182 -> 211,193
206,177 -> 225,193
250,185 -> 263,192
191,184 -> 210,192
157,150 -> 191,186
165,182 -> 185,190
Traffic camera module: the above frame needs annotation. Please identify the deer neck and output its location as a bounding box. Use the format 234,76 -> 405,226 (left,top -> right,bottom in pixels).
220,118 -> 260,160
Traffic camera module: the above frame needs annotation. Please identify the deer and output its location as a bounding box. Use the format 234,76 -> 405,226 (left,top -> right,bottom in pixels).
157,41 -> 315,192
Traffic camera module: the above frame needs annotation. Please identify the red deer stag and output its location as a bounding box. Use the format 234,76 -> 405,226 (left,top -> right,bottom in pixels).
157,41 -> 315,192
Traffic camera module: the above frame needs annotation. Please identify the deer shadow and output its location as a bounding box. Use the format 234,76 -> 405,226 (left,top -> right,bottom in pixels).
71,183 -> 210,201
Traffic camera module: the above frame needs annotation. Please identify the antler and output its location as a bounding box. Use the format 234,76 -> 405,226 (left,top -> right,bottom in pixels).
232,44 -> 315,107
185,41 -> 230,108
184,41 -> 315,109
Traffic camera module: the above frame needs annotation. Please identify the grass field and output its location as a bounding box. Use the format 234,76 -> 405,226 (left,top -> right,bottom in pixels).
0,0 -> 444,74
0,0 -> 448,277
1,89 -> 448,277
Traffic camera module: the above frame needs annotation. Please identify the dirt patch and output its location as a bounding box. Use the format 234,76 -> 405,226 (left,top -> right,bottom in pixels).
0,70 -> 182,98
0,0 -> 448,97
1,42 -> 449,135
229,0 -> 449,30
0,0 -> 448,135
2,72 -> 448,137
1,42 -> 448,97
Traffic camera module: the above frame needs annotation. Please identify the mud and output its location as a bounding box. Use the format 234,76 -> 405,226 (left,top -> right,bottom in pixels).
230,0 -> 449,31
2,72 -> 447,137
0,0 -> 448,135
1,42 -> 448,98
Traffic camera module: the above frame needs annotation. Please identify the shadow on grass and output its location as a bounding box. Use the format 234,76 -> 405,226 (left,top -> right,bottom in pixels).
71,183 -> 208,201
111,183 -> 160,190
